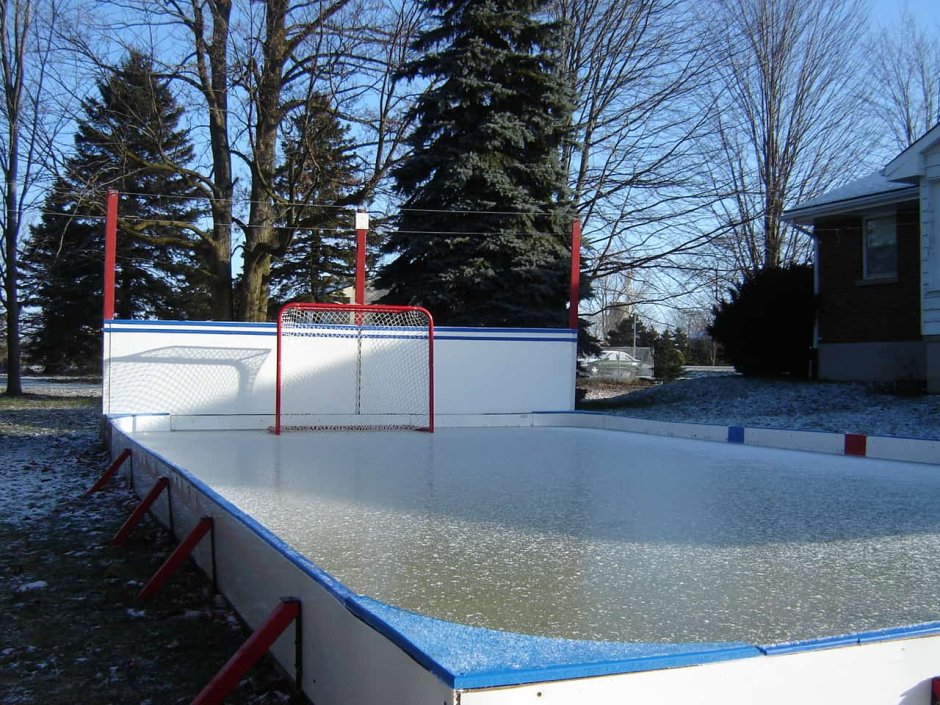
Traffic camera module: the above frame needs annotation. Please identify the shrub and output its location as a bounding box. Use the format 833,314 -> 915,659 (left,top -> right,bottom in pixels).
708,264 -> 815,377
653,330 -> 685,381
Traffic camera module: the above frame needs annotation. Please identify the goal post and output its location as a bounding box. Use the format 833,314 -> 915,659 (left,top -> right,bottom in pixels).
274,303 -> 434,434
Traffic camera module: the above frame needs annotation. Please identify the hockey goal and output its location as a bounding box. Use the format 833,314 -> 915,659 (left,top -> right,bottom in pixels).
273,303 -> 434,434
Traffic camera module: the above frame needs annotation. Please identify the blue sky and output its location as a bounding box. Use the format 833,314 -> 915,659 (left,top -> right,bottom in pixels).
870,0 -> 940,27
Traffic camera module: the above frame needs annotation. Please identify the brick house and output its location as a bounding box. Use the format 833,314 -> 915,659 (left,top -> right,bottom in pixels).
783,123 -> 940,393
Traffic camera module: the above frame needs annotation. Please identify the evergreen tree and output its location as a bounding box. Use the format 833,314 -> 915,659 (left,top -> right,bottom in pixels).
23,51 -> 206,372
268,96 -> 363,314
653,329 -> 685,382
606,315 -> 658,349
709,264 -> 814,377
377,0 -> 581,328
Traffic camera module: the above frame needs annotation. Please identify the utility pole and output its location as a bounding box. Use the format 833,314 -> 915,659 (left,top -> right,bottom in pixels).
632,314 -> 637,359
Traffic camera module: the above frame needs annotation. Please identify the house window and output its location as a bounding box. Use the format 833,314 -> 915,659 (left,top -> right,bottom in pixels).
863,216 -> 897,280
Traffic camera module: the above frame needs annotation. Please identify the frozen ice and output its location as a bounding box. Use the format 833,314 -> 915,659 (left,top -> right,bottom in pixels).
132,426 -> 940,645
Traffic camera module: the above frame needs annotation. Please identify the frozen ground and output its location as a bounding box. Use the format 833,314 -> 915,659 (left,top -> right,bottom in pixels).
0,382 -> 296,704
582,373 -> 940,441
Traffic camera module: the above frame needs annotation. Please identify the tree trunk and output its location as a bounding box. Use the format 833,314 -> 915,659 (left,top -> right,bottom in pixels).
237,0 -> 287,321
2,0 -> 24,396
207,203 -> 233,320
240,245 -> 272,321
4,222 -> 21,395
3,117 -> 21,395
205,0 -> 234,320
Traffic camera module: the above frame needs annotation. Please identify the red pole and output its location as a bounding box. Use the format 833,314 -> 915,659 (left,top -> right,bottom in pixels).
426,311 -> 434,433
355,211 -> 368,304
274,306 -> 284,435
103,190 -> 118,320
568,218 -> 581,330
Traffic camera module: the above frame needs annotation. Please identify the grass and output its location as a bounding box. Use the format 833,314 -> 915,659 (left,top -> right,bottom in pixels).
0,395 -> 298,705
0,393 -> 100,409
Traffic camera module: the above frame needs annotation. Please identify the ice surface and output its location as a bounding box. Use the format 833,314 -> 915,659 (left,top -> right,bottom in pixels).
133,427 -> 940,645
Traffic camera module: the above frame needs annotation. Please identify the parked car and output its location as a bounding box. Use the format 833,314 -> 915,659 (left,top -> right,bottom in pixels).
580,350 -> 642,379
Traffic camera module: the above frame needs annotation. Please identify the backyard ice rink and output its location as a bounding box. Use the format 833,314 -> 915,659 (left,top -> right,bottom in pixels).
130,424 -> 940,647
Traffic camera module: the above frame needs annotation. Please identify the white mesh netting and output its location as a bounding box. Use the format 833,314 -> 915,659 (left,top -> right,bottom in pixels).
275,305 -> 432,432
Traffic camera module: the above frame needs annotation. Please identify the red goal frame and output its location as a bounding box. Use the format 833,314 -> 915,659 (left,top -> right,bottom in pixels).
274,303 -> 434,434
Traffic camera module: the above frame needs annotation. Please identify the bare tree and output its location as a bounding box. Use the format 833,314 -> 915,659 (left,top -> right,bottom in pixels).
550,0 -> 728,326
700,0 -> 875,278
61,0 -> 240,320
0,0 -> 63,394
868,8 -> 940,151
64,0 -> 424,321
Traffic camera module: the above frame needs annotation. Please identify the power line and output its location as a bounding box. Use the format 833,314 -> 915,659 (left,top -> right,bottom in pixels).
40,189 -> 577,219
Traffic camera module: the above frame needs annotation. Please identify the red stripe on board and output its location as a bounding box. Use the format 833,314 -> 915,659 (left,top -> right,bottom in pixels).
844,433 -> 867,456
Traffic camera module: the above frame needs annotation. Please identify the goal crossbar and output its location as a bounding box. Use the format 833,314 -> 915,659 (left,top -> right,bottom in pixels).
274,303 -> 434,434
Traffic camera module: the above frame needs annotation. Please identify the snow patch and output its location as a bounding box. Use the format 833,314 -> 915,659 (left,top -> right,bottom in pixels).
15,581 -> 48,593
602,376 -> 940,440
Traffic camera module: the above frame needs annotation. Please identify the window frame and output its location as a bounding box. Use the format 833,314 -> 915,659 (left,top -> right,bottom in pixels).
861,213 -> 898,281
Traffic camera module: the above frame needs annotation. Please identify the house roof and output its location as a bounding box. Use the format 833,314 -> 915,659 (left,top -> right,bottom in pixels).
784,122 -> 940,225
885,121 -> 940,182
782,170 -> 918,224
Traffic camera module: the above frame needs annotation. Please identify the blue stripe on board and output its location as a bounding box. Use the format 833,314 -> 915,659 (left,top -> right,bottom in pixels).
106,326 -> 573,343
107,327 -> 429,341
761,621 -> 940,655
104,320 -> 575,342
436,335 -> 574,343
105,318 -> 273,328
105,326 -> 276,337
346,595 -> 760,689
441,326 -> 577,335
105,319 -> 575,335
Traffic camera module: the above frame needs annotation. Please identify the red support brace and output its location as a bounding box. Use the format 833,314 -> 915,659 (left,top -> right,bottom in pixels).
931,676 -> 940,705
137,517 -> 213,601
191,599 -> 301,705
110,476 -> 169,546
85,448 -> 132,496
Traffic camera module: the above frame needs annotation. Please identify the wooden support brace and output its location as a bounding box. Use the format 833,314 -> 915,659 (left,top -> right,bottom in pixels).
191,599 -> 301,705
137,517 -> 213,601
110,476 -> 169,546
85,448 -> 132,495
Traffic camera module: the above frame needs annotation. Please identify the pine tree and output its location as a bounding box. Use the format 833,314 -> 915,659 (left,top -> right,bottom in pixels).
376,0 -> 579,327
653,330 -> 685,382
267,96 -> 363,314
23,51 -> 206,372
606,315 -> 658,349
21,183 -> 101,372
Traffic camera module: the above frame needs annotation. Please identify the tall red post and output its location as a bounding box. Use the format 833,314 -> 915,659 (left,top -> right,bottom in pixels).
355,211 -> 368,305
103,190 -> 118,320
568,218 -> 581,330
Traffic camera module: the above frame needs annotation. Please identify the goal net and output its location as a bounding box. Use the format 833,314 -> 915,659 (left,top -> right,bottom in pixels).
274,303 -> 434,433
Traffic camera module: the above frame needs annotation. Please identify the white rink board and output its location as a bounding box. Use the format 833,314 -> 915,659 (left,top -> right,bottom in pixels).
103,320 -> 577,419
461,637 -> 940,705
